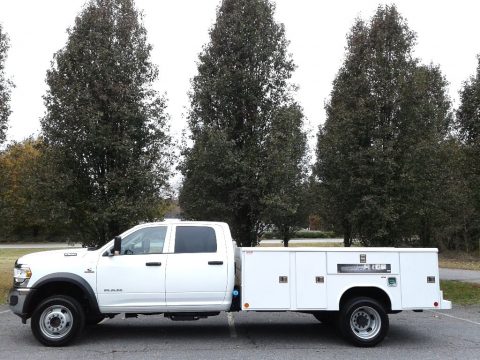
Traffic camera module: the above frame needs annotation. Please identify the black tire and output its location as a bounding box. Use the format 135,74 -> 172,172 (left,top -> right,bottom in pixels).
31,295 -> 85,347
313,311 -> 338,325
338,297 -> 389,347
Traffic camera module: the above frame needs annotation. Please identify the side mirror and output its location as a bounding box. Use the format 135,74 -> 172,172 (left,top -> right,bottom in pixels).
113,236 -> 122,255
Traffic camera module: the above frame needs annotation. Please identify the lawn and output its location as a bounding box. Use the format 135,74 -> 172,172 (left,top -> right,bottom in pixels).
439,251 -> 480,271
440,280 -> 480,305
0,248 -> 55,304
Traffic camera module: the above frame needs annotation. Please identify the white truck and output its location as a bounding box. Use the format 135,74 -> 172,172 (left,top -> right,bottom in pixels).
8,221 -> 451,347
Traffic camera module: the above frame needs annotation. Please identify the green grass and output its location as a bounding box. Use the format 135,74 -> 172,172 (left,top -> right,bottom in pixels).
0,248 -> 55,304
441,280 -> 480,305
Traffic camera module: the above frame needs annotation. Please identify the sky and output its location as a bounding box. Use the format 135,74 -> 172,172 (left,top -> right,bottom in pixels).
1,0 -> 480,152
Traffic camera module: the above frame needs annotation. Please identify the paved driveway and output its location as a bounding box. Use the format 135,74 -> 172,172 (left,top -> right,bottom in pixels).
1,304 -> 479,360
440,268 -> 480,284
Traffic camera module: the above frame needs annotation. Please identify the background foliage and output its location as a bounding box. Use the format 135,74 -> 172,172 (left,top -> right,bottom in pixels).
0,1 -> 479,252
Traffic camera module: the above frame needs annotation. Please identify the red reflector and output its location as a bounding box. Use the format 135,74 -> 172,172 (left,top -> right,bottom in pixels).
434,301 -> 439,307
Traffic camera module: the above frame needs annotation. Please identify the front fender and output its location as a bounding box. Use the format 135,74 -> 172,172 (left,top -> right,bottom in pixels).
23,272 -> 100,316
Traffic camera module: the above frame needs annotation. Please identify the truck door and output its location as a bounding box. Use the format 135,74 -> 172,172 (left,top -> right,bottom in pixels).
165,225 -> 228,309
96,225 -> 169,311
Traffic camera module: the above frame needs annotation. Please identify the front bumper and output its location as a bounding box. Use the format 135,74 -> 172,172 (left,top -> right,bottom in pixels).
8,287 -> 36,320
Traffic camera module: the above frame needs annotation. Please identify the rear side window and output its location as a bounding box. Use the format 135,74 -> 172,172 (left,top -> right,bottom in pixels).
174,226 -> 217,253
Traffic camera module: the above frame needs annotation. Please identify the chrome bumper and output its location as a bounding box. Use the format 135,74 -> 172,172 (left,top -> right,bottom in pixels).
8,287 -> 35,320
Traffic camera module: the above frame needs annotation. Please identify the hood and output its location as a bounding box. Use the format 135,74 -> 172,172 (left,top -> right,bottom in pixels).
16,248 -> 90,266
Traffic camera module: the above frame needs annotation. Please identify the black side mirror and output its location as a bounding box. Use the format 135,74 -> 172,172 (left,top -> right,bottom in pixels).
113,236 -> 122,255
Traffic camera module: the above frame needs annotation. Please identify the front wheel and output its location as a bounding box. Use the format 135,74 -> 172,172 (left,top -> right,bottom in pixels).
338,297 -> 389,347
31,295 -> 85,346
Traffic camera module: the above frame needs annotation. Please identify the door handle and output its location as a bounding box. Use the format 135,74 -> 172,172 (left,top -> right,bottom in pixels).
145,262 -> 162,266
208,261 -> 223,265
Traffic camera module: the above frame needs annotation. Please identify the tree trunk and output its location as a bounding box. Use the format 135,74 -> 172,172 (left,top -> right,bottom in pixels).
421,217 -> 431,247
281,225 -> 291,247
343,220 -> 352,247
236,223 -> 257,247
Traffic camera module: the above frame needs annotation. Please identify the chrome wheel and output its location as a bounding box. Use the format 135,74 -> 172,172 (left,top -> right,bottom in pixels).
349,306 -> 381,340
39,305 -> 73,340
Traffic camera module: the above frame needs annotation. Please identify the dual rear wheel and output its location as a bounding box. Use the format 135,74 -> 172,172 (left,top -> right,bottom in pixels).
314,297 -> 389,347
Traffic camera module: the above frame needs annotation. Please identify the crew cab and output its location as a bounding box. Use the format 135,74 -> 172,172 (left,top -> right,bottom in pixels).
8,221 -> 451,347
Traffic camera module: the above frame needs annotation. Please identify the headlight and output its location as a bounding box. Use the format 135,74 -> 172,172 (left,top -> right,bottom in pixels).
13,265 -> 32,286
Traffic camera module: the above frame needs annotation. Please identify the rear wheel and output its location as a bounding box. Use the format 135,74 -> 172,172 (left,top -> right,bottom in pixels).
338,297 -> 388,347
31,295 -> 85,346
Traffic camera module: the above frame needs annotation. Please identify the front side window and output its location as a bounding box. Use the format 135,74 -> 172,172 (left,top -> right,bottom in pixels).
121,226 -> 167,255
174,226 -> 217,253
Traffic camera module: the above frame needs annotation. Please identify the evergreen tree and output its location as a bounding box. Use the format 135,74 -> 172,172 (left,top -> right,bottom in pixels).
456,55 -> 480,252
314,5 -> 452,247
262,104 -> 308,246
41,0 -> 171,245
457,56 -> 480,147
0,23 -> 13,145
180,0 -> 306,246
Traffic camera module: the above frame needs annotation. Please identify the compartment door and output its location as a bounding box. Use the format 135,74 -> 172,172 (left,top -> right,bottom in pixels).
400,253 -> 440,308
242,251 -> 290,310
296,252 -> 327,309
